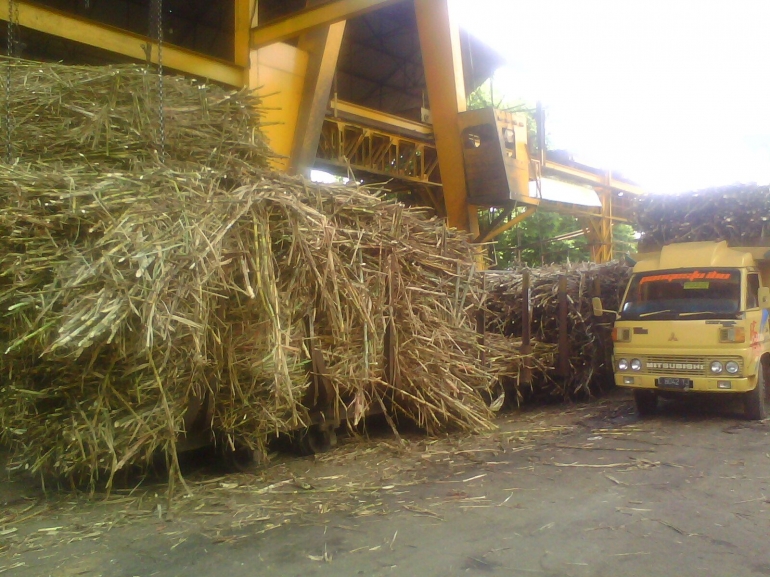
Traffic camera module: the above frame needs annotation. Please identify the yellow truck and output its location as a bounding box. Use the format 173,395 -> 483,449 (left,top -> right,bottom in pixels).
594,240 -> 770,419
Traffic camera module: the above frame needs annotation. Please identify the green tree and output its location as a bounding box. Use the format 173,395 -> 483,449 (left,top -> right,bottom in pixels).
481,209 -> 586,268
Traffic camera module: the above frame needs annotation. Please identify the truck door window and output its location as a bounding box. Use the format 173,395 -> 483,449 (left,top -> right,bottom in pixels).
747,273 -> 760,309
621,269 -> 741,320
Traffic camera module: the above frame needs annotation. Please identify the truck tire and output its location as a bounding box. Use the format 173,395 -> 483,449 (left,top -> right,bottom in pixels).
744,364 -> 767,421
219,441 -> 262,472
296,425 -> 338,456
634,390 -> 658,416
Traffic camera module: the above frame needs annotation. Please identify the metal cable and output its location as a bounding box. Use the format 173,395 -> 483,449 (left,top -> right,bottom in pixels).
4,0 -> 16,163
150,0 -> 165,161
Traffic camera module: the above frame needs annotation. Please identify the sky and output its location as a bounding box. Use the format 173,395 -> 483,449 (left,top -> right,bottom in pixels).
451,0 -> 770,193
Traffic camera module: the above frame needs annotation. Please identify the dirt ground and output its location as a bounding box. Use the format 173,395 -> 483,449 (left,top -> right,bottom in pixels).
3,388 -> 770,577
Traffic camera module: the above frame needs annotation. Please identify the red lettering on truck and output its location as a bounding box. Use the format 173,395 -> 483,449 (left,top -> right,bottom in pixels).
639,271 -> 731,284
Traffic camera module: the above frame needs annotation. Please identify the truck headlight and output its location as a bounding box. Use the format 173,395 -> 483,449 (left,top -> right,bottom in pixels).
630,359 -> 642,371
617,358 -> 629,371
710,361 -> 724,374
725,361 -> 740,375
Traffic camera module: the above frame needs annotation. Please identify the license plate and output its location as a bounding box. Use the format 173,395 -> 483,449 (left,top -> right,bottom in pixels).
656,377 -> 693,389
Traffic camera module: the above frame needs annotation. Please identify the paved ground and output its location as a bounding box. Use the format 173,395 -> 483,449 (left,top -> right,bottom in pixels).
3,389 -> 770,577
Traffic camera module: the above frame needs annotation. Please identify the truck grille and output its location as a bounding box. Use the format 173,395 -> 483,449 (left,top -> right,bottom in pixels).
644,356 -> 743,376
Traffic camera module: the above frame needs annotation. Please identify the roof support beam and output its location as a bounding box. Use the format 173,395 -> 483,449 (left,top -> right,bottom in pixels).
251,0 -> 407,47
290,21 -> 347,177
0,1 -> 244,86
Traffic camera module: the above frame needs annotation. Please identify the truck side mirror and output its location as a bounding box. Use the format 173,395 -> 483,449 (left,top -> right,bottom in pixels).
592,297 -> 604,317
759,287 -> 770,309
592,296 -> 619,318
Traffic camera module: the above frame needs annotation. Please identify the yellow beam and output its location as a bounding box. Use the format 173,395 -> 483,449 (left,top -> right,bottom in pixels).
415,0 -> 477,234
290,21 -> 347,176
544,161 -> 644,196
331,100 -> 434,137
249,43 -> 309,170
234,0 -> 254,69
579,188 -> 614,263
537,199 -> 629,222
0,1 -> 244,87
477,206 -> 537,243
251,0 -> 407,47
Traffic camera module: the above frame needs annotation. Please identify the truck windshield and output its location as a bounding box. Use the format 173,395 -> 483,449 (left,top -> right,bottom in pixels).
620,269 -> 742,320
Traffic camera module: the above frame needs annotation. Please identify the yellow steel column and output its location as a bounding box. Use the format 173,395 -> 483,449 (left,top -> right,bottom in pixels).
290,21 -> 346,177
414,0 -> 478,235
234,0 -> 254,78
249,1 -> 345,175
249,43 -> 309,170
599,187 -> 614,262
583,187 -> 613,263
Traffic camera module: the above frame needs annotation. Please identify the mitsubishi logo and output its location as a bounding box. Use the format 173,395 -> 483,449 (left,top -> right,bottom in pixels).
668,332 -> 678,342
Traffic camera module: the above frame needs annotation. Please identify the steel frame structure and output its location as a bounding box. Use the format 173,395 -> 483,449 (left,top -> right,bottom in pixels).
317,117 -> 440,185
1,0 -> 642,263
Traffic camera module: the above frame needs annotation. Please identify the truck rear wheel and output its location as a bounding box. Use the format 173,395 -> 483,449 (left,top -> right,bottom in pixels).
744,364 -> 767,420
634,390 -> 658,416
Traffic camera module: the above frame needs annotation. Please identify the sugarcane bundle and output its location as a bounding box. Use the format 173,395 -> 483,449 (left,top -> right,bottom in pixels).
483,333 -> 557,403
0,162 -> 496,486
484,261 -> 630,401
386,220 -> 493,432
1,57 -> 270,168
633,183 -> 770,247
0,165 -> 294,486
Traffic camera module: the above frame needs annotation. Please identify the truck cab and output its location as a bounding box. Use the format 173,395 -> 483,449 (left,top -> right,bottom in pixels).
605,241 -> 770,419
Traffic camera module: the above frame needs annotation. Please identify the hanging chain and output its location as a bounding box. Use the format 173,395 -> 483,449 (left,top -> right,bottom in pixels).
150,0 -> 165,161
6,0 -> 12,56
4,0 -> 18,163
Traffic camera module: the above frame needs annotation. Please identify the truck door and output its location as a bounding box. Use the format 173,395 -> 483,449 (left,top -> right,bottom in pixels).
746,272 -> 767,360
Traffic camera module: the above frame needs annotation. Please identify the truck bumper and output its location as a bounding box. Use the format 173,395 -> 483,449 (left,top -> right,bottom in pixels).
616,373 -> 758,393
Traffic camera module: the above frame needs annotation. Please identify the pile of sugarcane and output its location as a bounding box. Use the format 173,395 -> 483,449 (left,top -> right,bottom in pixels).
0,59 -> 494,488
633,183 -> 770,247
3,58 -> 270,168
484,261 -> 630,402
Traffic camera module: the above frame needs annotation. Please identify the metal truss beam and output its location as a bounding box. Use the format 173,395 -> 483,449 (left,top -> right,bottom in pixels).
317,116 -> 441,185
251,0 -> 408,48
0,1 -> 244,86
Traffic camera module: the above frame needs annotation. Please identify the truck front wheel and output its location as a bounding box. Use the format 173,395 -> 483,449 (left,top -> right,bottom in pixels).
634,390 -> 658,416
744,365 -> 768,420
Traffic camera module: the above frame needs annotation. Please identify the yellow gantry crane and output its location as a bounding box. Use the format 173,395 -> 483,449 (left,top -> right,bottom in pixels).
1,0 -> 641,263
